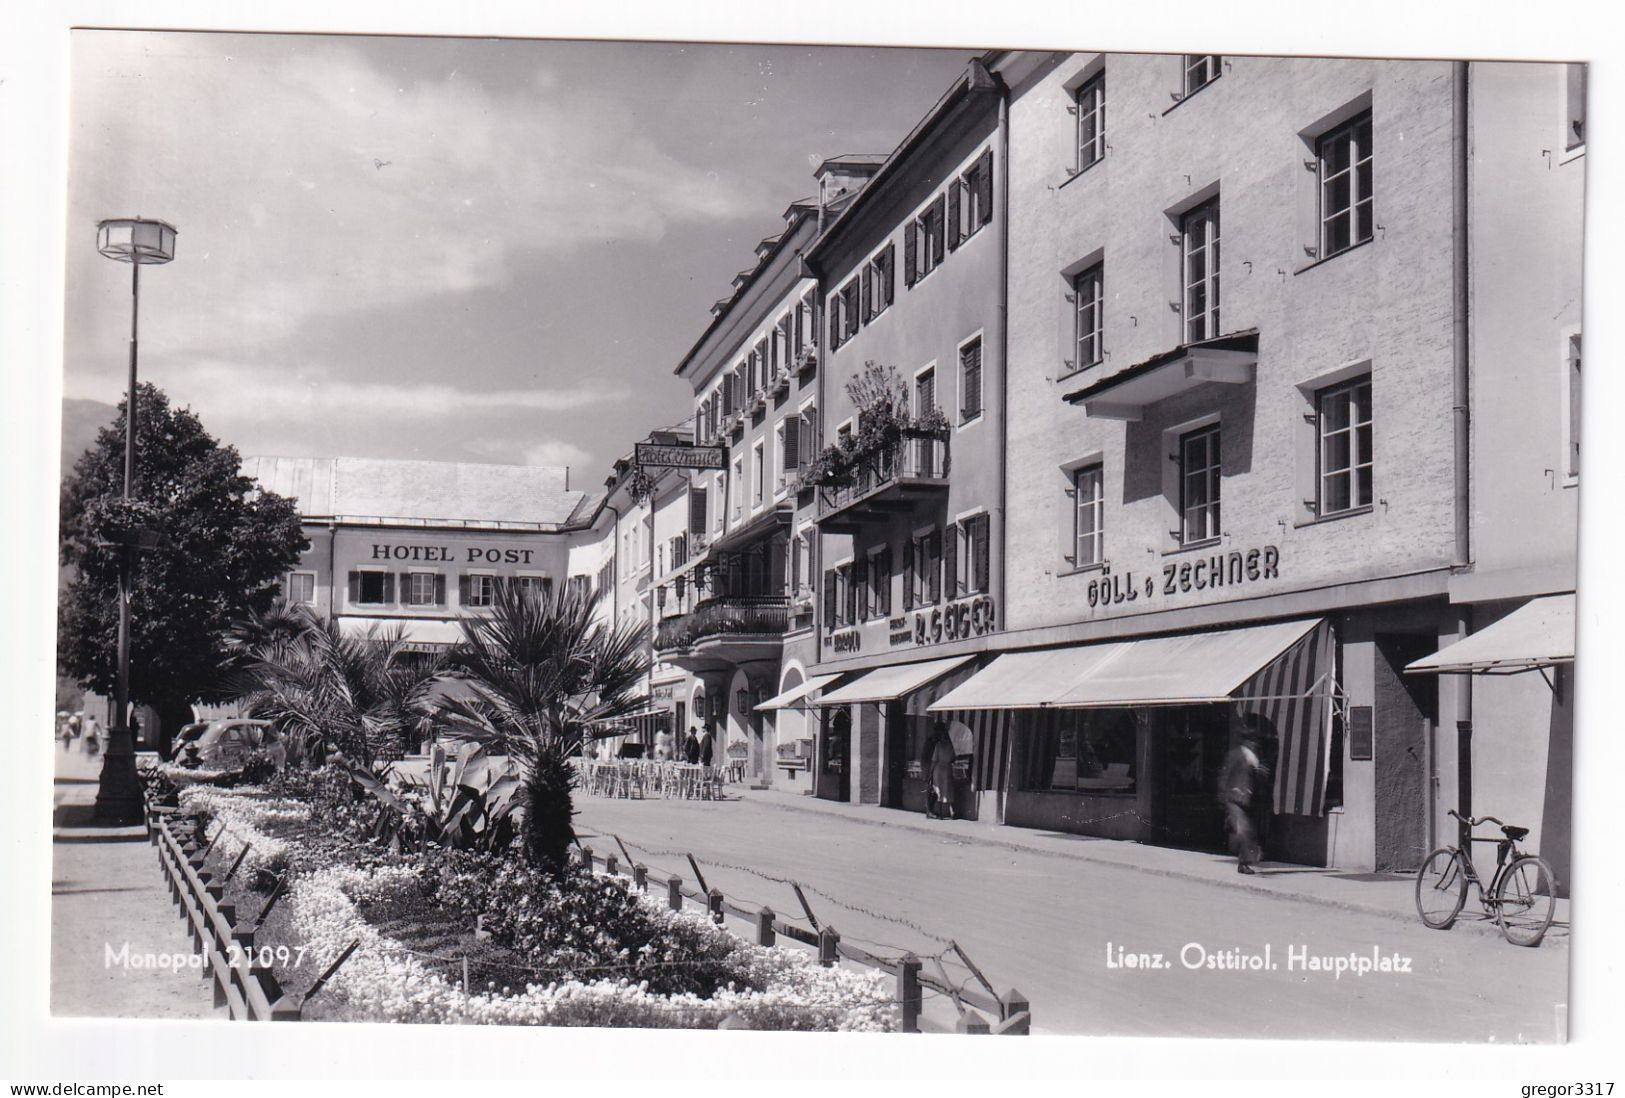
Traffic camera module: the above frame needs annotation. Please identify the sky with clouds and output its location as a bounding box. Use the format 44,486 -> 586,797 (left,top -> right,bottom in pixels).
63,31 -> 970,480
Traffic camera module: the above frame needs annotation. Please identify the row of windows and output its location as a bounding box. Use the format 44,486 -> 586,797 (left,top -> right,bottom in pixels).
828,148 -> 994,353
695,291 -> 818,445
822,514 -> 992,628
1067,376 -> 1374,567
290,570 -> 565,610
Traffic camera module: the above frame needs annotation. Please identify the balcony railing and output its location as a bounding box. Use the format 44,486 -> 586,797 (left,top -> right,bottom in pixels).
655,594 -> 790,652
816,432 -> 950,522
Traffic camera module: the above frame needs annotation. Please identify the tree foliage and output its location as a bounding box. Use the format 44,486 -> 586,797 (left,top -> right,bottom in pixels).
57,383 -> 307,737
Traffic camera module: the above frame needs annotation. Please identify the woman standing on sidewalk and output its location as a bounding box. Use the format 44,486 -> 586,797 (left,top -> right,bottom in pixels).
923,720 -> 956,820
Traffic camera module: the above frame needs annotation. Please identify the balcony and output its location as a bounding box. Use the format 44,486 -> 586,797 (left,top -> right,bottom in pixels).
654,594 -> 791,669
814,431 -> 950,530
795,345 -> 818,377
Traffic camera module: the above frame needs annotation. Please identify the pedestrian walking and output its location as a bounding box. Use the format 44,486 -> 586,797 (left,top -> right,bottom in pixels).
82,713 -> 101,756
923,720 -> 956,820
683,726 -> 702,765
1218,715 -> 1270,874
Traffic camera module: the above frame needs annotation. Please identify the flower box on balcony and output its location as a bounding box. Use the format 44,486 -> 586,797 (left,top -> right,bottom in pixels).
796,346 -> 818,376
748,392 -> 767,416
769,371 -> 790,398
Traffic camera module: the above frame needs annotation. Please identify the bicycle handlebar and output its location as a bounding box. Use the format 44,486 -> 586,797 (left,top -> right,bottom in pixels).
1447,808 -> 1507,829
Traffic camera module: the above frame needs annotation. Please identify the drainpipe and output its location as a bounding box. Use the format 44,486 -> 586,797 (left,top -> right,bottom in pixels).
606,502 -> 621,622
996,81 -> 1011,662
1450,60 -> 1473,841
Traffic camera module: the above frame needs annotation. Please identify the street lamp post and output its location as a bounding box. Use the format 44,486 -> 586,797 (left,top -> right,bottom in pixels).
92,217 -> 177,825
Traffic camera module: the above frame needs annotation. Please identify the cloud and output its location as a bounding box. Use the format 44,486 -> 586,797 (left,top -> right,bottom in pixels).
67,33 -> 776,353
519,439 -> 593,469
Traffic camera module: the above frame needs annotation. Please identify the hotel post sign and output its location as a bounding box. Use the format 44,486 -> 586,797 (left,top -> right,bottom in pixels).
635,443 -> 728,471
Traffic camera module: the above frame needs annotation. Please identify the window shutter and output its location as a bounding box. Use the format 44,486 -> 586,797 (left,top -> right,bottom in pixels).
829,300 -> 841,348
382,573 -> 396,603
977,148 -> 994,225
903,540 -> 916,610
860,267 -> 872,323
689,487 -> 707,535
962,341 -> 983,420
927,531 -> 942,603
930,195 -> 946,262
973,514 -> 991,594
878,547 -> 893,616
399,572 -> 411,602
434,574 -> 446,606
823,569 -> 837,625
458,575 -> 470,604
723,372 -> 734,414
845,285 -> 860,338
855,557 -> 869,619
783,415 -> 800,471
347,571 -> 360,605
904,220 -> 918,286
793,303 -> 804,355
883,244 -> 895,305
944,522 -> 959,600
947,180 -> 962,251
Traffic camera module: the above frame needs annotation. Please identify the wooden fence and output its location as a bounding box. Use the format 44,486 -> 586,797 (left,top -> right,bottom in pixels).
579,843 -> 1031,1034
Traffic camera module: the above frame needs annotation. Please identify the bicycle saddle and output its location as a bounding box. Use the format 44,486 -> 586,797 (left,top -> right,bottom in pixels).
1501,824 -> 1529,841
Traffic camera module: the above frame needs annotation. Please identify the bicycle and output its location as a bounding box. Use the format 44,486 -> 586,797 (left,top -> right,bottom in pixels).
1414,809 -> 1558,947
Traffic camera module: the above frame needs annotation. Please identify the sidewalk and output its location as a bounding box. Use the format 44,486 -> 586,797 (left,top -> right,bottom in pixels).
734,786 -> 1571,942
50,748 -> 220,1019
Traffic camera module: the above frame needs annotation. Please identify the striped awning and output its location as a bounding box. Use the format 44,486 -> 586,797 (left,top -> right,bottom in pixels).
337,616 -> 463,651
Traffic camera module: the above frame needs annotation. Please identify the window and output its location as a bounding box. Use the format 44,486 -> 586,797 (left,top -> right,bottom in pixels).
567,574 -> 592,601
798,406 -> 818,476
753,440 -> 766,504
951,149 -> 994,247
1181,201 -> 1220,342
1027,709 -> 1138,794
864,246 -> 895,321
1566,63 -> 1587,150
1073,465 -> 1104,567
796,292 -> 817,356
286,572 -> 316,605
1072,264 -> 1104,371
1317,112 -> 1373,259
351,570 -> 392,606
959,337 -> 984,423
779,416 -> 801,488
1075,74 -> 1105,171
947,514 -> 991,598
905,195 -> 947,286
514,574 -> 551,601
1567,334 -> 1581,477
830,279 -> 861,348
904,528 -> 943,609
731,457 -> 743,518
1179,424 -> 1222,544
405,572 -> 443,607
1317,378 -> 1373,515
1183,55 -> 1221,97
464,573 -> 497,608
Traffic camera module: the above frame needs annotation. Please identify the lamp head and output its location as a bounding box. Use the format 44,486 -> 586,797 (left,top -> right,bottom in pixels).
97,218 -> 178,265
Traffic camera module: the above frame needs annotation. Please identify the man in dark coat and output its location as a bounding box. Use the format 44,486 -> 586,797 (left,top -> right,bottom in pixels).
684,726 -> 702,765
698,726 -> 716,767
1218,715 -> 1271,874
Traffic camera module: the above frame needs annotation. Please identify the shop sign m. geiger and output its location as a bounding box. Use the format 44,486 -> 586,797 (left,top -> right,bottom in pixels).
1087,544 -> 1281,610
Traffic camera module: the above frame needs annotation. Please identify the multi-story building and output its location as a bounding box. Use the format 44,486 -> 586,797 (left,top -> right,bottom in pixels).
653,164 -> 881,791
901,51 -> 1581,876
245,456 -> 591,649
798,58 -> 1010,816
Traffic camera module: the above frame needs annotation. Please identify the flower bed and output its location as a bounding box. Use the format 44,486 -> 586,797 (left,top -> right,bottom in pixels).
177,778 -> 894,1030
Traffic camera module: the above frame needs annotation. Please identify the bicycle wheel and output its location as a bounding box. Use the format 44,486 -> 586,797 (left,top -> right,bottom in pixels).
1494,856 -> 1557,947
1415,847 -> 1467,929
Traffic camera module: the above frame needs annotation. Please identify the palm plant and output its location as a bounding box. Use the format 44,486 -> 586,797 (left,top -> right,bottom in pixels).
226,602 -> 449,767
435,579 -> 649,874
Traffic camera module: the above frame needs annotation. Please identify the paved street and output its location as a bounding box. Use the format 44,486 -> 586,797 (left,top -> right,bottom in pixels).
576,791 -> 1569,1041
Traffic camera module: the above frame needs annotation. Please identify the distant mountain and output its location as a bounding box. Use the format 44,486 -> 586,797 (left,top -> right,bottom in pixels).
60,398 -> 116,480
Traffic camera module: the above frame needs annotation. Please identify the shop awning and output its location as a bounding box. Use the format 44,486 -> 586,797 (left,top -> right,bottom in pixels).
929,618 -> 1321,710
1405,594 -> 1575,675
927,646 -> 1123,710
337,616 -> 465,650
756,673 -> 842,711
1058,618 -> 1322,707
815,655 -> 977,706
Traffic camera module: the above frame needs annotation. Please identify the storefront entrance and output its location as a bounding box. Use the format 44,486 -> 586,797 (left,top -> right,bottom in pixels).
1150,706 -> 1232,854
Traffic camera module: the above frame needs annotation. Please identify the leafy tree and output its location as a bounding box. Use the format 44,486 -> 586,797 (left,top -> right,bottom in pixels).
58,383 -> 307,754
434,581 -> 649,874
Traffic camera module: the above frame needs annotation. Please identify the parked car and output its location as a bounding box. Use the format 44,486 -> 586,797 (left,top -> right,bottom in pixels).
173,719 -> 281,769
